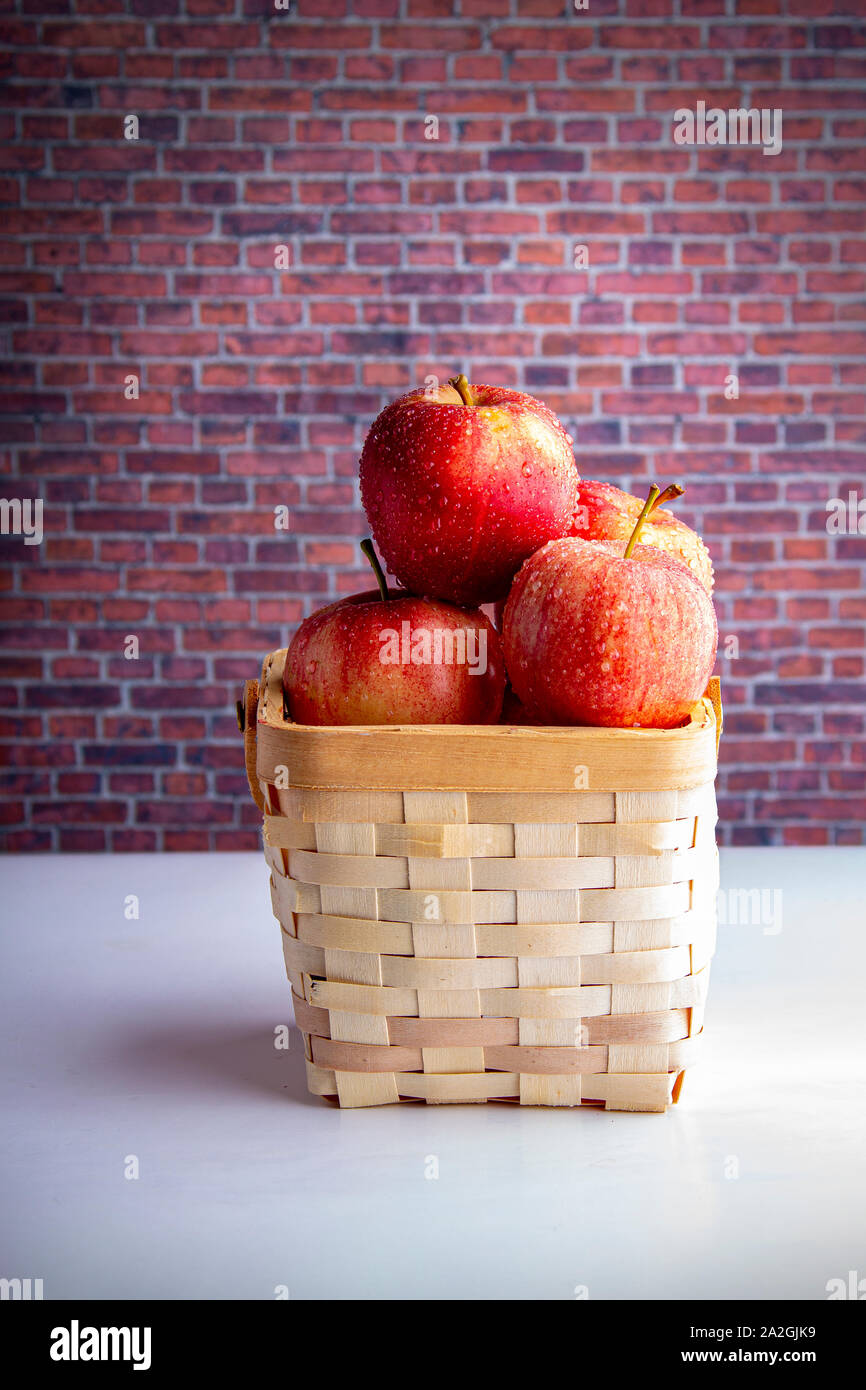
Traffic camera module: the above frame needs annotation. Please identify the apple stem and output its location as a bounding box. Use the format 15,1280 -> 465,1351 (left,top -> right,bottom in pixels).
624,482 -> 688,558
448,373 -> 474,408
624,485 -> 660,558
653,482 -> 685,511
360,538 -> 390,602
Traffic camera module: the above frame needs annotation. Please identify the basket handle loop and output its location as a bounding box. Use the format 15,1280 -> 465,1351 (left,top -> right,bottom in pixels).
706,676 -> 723,756
238,678 -> 266,814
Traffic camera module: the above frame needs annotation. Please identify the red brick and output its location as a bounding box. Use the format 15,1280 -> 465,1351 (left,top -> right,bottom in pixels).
755,331 -> 866,356
42,22 -> 148,46
136,799 -> 234,825
600,24 -> 702,49
541,331 -> 638,357
601,391 -> 700,415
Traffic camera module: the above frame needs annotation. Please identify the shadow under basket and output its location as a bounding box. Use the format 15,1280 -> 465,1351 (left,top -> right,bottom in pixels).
241,650 -> 723,1113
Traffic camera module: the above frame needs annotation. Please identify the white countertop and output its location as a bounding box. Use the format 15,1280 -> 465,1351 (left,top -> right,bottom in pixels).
1,848 -> 863,1301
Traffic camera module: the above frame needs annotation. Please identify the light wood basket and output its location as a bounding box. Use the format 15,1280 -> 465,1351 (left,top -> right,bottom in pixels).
241,648 -> 722,1113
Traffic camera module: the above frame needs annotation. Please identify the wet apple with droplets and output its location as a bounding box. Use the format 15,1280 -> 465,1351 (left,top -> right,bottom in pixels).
359,376 -> 580,605
503,485 -> 718,729
283,539 -> 506,726
570,478 -> 714,595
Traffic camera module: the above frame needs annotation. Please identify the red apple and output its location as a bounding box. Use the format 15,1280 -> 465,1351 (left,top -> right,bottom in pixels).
499,687 -> 534,725
504,486 -> 718,729
570,479 -> 714,594
283,542 -> 506,726
359,375 -> 580,605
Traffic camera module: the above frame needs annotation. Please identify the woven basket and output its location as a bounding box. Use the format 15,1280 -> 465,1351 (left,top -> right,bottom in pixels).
241,648 -> 722,1112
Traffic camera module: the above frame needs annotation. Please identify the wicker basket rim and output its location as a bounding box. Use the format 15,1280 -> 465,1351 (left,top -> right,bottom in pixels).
243,651 -> 721,797
260,646 -> 719,741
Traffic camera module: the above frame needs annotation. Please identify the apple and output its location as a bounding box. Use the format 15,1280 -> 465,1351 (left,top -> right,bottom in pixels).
359,375 -> 580,605
503,485 -> 718,729
283,541 -> 506,726
570,479 -> 714,594
499,687 -> 534,725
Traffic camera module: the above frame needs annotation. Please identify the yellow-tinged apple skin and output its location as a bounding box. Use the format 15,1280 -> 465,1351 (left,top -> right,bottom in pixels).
284,589 -> 506,726
503,537 -> 718,730
569,479 -> 714,594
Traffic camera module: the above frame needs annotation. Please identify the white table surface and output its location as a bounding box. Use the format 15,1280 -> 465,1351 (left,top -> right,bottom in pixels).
1,848 -> 863,1301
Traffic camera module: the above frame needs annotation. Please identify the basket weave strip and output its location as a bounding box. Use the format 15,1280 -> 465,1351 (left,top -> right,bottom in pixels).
302,1061 -> 679,1111
249,651 -> 721,1113
292,995 -> 696,1045
307,1035 -> 701,1074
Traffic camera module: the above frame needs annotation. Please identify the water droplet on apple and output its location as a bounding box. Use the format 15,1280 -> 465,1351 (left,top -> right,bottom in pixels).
522,464 -> 532,477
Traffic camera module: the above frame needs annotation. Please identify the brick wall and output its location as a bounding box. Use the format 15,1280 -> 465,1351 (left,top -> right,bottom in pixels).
1,0 -> 865,850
